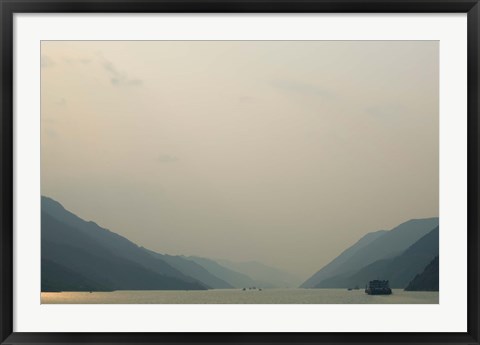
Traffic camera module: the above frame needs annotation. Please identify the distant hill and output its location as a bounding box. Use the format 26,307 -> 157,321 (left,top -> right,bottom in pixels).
300,230 -> 386,288
301,218 -> 439,288
405,256 -> 439,291
315,227 -> 439,288
186,256 -> 257,288
42,196 -> 207,291
143,249 -> 234,289
217,259 -> 301,288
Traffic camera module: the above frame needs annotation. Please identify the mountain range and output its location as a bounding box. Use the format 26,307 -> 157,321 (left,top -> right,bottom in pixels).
216,259 -> 301,288
42,196 -> 439,292
41,196 -> 296,292
301,218 -> 439,290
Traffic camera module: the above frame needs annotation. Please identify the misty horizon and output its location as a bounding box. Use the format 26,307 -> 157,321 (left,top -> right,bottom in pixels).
41,193 -> 437,280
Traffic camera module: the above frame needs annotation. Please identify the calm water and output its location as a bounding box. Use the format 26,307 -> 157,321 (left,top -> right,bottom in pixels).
41,288 -> 438,304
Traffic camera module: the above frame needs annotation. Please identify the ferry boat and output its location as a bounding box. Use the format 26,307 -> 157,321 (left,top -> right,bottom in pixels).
365,280 -> 392,295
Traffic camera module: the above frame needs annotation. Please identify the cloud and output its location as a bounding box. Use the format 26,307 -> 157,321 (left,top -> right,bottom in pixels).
100,57 -> 143,87
238,96 -> 257,104
158,154 -> 178,163
42,55 -> 91,69
365,104 -> 407,118
127,79 -> 143,86
43,51 -> 142,87
364,104 -> 415,128
270,79 -> 331,98
55,98 -> 67,106
63,57 -> 92,65
79,58 -> 91,64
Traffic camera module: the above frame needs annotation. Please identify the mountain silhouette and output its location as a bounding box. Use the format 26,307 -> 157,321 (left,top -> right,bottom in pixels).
142,249 -> 234,289
300,230 -> 386,288
217,259 -> 301,288
42,196 -> 207,291
315,226 -> 439,288
301,218 -> 439,288
405,256 -> 439,291
186,256 -> 258,288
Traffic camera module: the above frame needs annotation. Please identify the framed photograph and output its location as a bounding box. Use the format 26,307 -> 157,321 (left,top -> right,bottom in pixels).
1,0 -> 479,344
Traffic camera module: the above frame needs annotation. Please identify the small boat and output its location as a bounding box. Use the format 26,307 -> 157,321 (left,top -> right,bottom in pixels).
347,288 -> 353,291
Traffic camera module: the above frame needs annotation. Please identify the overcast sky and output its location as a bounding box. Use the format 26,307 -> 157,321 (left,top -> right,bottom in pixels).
41,41 -> 439,279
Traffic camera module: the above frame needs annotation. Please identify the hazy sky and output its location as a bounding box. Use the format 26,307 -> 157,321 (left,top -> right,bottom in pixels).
41,41 -> 439,279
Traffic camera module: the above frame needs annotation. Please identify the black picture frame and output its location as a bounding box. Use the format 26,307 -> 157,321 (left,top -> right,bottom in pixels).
1,1 -> 479,344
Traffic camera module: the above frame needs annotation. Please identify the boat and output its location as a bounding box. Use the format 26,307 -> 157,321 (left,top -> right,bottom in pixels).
365,280 -> 392,295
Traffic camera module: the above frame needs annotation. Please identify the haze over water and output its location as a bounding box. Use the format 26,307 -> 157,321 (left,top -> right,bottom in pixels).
41,289 -> 439,304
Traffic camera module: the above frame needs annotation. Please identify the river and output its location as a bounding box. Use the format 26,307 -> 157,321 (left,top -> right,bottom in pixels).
41,288 -> 438,304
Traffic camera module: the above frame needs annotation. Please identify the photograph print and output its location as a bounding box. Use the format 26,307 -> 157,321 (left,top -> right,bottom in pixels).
40,41 -> 439,304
